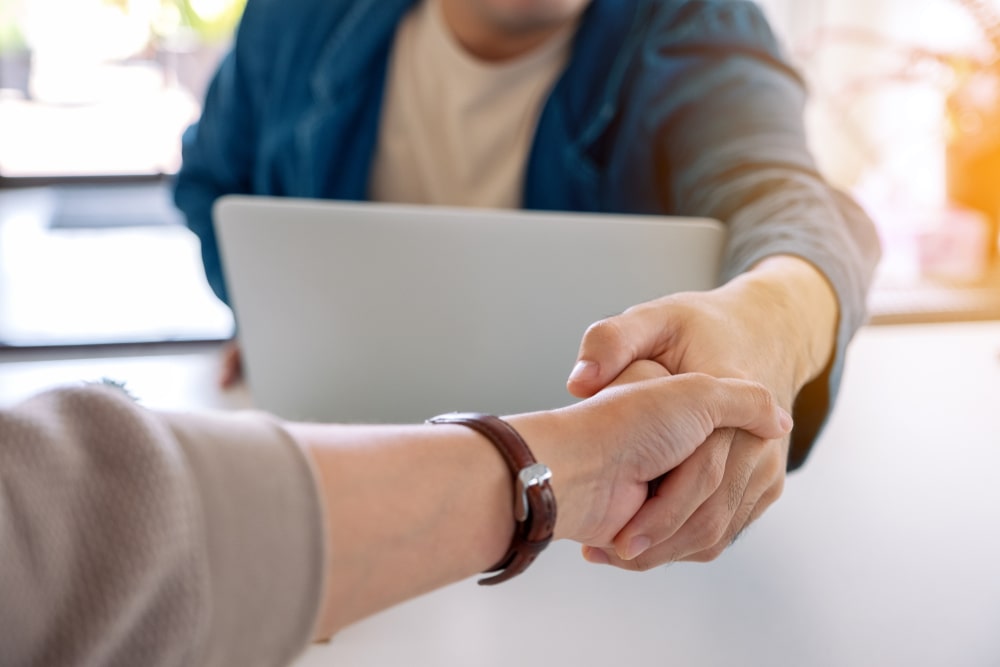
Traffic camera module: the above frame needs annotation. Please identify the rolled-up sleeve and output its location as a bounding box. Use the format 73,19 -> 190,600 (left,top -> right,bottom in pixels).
647,1 -> 881,468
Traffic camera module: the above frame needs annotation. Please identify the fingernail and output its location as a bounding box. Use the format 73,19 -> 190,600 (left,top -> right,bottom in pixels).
583,546 -> 610,565
568,360 -> 599,384
779,408 -> 794,433
623,536 -> 651,561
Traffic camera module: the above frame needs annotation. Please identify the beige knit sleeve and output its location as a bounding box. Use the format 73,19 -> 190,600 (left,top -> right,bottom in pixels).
0,385 -> 325,667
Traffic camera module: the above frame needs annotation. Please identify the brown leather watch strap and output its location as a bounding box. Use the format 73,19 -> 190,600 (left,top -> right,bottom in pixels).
426,412 -> 557,585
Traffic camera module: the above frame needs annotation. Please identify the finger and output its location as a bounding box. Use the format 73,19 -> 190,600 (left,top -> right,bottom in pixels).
585,461 -> 780,571
581,545 -> 611,566
612,429 -> 735,561
653,433 -> 771,563
606,359 -> 672,388
701,377 -> 793,441
582,542 -> 673,572
683,456 -> 785,562
566,299 -> 679,398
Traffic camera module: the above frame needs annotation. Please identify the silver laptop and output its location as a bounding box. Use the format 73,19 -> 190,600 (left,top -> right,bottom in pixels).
213,196 -> 725,423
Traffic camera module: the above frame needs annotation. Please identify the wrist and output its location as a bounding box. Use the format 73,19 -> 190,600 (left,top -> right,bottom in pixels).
425,413 -> 557,585
738,255 -> 839,391
506,408 -> 606,544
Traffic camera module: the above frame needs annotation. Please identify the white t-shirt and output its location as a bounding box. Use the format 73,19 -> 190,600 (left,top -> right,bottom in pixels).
370,0 -> 575,208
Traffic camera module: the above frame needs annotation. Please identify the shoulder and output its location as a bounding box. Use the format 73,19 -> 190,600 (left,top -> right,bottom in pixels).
615,0 -> 804,94
636,0 -> 786,60
230,0 -> 369,89
234,0 -> 367,57
239,0 -> 360,29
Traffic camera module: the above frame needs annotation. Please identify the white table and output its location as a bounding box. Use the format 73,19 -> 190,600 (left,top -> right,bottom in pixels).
1,322 -> 999,666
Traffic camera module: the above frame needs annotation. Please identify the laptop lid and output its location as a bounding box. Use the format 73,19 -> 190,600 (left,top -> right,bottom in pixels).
213,196 -> 725,423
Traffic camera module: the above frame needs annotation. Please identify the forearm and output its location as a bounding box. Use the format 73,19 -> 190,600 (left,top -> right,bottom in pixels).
293,421 -> 523,637
734,254 -> 839,392
292,405 -> 614,638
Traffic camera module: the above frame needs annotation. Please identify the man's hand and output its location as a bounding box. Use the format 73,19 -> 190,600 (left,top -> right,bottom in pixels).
567,256 -> 838,569
522,361 -> 792,549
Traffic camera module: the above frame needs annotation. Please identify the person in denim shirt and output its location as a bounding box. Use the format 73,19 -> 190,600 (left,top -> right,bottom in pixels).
174,0 -> 881,572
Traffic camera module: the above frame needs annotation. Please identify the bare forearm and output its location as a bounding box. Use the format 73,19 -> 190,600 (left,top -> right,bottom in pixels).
290,422 -> 517,636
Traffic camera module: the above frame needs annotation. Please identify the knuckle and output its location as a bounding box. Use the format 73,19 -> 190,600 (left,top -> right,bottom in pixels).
750,381 -> 776,413
690,515 -> 729,549
649,506 -> 685,539
759,479 -> 785,508
582,317 -> 628,351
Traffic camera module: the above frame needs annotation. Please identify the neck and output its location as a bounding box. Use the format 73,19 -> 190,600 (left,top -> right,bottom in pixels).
437,0 -> 578,61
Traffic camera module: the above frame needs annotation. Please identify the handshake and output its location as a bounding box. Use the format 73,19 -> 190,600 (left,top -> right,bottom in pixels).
299,262 -> 832,636
504,360 -> 792,570
299,360 -> 792,637
0,262 -> 823,661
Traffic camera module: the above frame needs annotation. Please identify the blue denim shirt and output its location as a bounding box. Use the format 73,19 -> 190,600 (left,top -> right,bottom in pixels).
174,0 -> 881,469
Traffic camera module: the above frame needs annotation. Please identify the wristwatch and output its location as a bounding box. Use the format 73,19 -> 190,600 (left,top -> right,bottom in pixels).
427,412 -> 557,585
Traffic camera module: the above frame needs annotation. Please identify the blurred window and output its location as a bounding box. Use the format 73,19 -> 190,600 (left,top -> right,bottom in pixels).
0,0 -> 245,180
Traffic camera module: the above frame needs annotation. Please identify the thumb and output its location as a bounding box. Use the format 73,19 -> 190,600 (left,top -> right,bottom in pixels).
567,304 -> 676,398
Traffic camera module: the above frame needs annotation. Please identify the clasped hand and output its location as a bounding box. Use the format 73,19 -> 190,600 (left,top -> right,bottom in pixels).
519,362 -> 791,570
552,258 -> 835,570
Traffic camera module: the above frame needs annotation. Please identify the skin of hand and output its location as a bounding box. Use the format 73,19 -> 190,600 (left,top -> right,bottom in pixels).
520,362 -> 793,548
293,365 -> 791,638
566,255 -> 838,569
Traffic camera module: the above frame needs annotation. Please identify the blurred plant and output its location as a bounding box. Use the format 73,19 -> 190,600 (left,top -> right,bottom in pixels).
794,0 -> 1000,174
953,0 -> 1000,54
794,0 -> 1000,265
98,0 -> 246,47
943,0 -> 1000,258
161,0 -> 246,43
0,0 -> 27,54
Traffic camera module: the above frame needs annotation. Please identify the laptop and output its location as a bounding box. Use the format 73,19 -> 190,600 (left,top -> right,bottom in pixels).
213,196 -> 726,423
